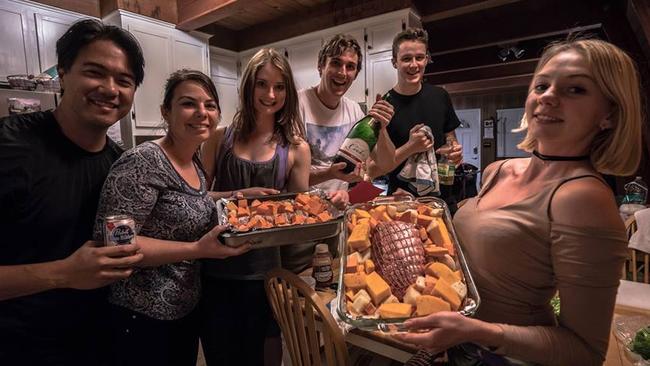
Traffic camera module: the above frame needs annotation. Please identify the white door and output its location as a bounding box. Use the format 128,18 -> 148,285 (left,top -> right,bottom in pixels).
128,24 -> 172,128
497,108 -> 528,158
34,12 -> 80,72
454,108 -> 481,170
367,50 -> 396,103
212,76 -> 238,126
286,39 -> 322,91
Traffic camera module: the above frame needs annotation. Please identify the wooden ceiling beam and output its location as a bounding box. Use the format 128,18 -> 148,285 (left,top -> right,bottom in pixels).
438,74 -> 532,95
424,0 -> 610,54
232,0 -> 412,51
177,0 -> 257,31
420,0 -> 522,23
425,59 -> 537,86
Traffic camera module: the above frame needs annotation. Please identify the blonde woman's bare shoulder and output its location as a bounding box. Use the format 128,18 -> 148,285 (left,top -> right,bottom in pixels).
550,176 -> 623,230
481,158 -> 530,184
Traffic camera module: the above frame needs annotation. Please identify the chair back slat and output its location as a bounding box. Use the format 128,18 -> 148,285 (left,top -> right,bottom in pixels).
624,216 -> 649,284
265,268 -> 351,366
305,300 -> 322,365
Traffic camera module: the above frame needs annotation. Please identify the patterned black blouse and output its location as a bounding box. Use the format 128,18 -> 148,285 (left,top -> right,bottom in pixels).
94,142 -> 217,320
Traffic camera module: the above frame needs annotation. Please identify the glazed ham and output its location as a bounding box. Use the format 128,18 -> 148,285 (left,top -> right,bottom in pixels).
371,221 -> 425,299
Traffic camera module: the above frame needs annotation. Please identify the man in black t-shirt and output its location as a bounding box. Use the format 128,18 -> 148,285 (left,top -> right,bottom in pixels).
369,28 -> 463,204
0,20 -> 145,365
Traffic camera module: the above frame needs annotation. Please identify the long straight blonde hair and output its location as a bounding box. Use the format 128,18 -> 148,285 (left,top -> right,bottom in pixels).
517,39 -> 642,176
232,48 -> 305,146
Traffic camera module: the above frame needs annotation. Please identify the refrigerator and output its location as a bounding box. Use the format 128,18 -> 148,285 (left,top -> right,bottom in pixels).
0,88 -> 130,147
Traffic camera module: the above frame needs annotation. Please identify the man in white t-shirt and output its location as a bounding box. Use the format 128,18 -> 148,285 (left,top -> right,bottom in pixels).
300,34 -> 395,203
282,35 -> 395,273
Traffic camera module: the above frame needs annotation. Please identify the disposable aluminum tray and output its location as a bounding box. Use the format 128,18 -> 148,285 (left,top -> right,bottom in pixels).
336,196 -> 480,332
216,191 -> 343,249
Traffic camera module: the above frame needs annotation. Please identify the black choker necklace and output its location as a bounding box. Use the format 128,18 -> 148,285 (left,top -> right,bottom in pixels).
532,150 -> 590,161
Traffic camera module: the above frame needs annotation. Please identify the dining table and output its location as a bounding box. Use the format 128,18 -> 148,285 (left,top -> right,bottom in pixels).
303,263 -> 650,365
605,279 -> 650,366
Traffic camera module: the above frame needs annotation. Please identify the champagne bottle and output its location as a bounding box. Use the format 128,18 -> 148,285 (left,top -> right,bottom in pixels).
333,92 -> 391,174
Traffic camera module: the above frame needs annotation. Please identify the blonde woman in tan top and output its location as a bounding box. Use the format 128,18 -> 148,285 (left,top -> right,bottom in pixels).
396,39 -> 643,366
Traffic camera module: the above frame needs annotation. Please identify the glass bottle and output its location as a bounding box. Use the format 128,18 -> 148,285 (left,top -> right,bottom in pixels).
312,243 -> 333,290
333,91 -> 391,174
623,176 -> 648,205
438,136 -> 457,186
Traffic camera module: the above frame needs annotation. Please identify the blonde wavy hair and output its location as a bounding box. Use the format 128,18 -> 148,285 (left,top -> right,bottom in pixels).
232,48 -> 305,146
517,39 -> 642,176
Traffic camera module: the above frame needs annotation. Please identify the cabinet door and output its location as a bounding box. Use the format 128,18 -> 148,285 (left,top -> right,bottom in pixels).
212,76 -> 238,126
367,50 -> 396,101
172,33 -> 208,73
210,52 -> 237,79
128,24 -> 172,128
34,11 -> 80,72
286,39 -> 322,91
345,28 -> 366,104
366,20 -> 403,54
0,4 -> 35,80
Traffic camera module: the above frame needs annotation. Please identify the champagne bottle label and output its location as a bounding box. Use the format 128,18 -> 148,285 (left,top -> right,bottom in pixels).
338,137 -> 370,165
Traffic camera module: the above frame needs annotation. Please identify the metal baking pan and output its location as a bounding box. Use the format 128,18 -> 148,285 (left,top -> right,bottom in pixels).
216,191 -> 343,249
336,196 -> 480,332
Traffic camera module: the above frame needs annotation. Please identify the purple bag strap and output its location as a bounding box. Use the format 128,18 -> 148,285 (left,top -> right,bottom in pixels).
275,142 -> 289,191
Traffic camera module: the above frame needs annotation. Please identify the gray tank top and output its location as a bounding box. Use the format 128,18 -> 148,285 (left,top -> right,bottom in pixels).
203,126 -> 289,280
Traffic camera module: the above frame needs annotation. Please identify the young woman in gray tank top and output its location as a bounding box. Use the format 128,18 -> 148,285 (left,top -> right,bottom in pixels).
199,48 -> 311,366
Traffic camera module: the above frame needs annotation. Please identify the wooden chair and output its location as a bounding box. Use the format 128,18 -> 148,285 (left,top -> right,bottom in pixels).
623,216 -> 649,283
264,268 -> 351,366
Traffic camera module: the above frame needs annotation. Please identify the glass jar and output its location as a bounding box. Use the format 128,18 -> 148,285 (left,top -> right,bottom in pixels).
312,243 -> 333,290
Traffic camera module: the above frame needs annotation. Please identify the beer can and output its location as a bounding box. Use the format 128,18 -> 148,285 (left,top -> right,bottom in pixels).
104,215 -> 136,246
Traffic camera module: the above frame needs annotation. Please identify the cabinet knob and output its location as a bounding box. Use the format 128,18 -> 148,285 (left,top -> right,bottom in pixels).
367,45 -> 373,50
131,110 -> 136,120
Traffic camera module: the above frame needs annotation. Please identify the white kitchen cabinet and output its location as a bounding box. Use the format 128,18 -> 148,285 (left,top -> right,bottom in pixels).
367,50 -> 396,101
127,23 -> 171,129
366,20 -> 404,55
35,11 -> 81,71
210,47 -> 238,79
212,76 -> 238,126
0,3 -> 35,80
0,1 -> 86,82
173,31 -> 210,72
286,38 -> 322,91
209,47 -> 239,125
343,27 -> 366,104
104,10 -> 210,146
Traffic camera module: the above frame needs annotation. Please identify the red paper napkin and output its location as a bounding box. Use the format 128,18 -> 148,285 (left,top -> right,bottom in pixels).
348,181 -> 384,204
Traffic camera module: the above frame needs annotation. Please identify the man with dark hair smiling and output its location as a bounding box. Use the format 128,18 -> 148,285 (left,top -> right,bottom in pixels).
0,19 -> 145,365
